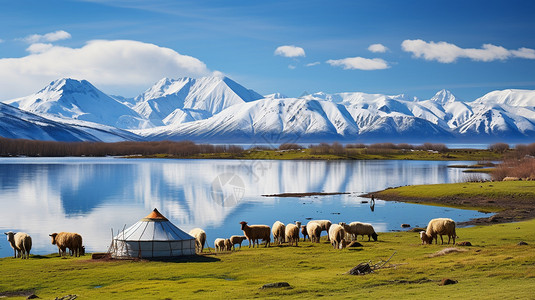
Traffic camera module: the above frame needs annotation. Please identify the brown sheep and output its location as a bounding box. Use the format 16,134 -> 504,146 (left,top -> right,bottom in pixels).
307,220 -> 332,241
240,221 -> 271,248
4,232 -> 32,259
229,235 -> 247,250
301,225 -> 310,241
49,232 -> 83,257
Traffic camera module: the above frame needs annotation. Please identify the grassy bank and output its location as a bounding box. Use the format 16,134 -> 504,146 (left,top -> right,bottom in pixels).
140,147 -> 502,161
367,181 -> 535,225
1,219 -> 534,299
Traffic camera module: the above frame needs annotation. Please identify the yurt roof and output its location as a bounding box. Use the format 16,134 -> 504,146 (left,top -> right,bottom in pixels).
115,208 -> 194,242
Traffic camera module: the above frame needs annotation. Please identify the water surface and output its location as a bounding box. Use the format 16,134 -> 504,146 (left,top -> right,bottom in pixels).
0,157 -> 490,257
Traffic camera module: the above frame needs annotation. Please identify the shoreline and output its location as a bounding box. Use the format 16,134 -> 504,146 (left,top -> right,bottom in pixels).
362,182 -> 535,226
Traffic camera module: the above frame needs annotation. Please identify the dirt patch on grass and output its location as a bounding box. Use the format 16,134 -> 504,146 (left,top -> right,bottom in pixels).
0,289 -> 35,297
361,192 -> 535,226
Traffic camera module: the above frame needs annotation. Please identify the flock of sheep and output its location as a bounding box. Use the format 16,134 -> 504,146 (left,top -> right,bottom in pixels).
189,217 -> 456,253
3,218 -> 456,258
3,231 -> 84,259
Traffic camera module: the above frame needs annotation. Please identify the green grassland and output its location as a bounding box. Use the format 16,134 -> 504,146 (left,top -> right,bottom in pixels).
1,219 -> 534,299
375,181 -> 535,202
140,148 -> 503,161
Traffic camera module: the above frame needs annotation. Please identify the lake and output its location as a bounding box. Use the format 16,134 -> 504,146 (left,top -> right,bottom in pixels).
0,157 -> 491,257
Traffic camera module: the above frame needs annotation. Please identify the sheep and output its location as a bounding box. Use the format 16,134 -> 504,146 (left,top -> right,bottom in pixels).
229,235 -> 247,250
420,218 -> 456,245
4,232 -> 32,259
328,224 -> 345,249
306,222 -> 322,243
307,220 -> 332,241
285,221 -> 301,247
240,221 -> 271,248
272,221 -> 286,245
49,232 -> 83,257
339,222 -> 378,242
188,228 -> 207,253
214,238 -> 226,252
224,238 -> 232,251
301,225 -> 310,242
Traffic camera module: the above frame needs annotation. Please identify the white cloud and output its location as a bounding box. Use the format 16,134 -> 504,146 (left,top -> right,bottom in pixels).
274,45 -> 305,58
306,62 -> 320,67
288,65 -> 296,70
0,39 -> 212,99
368,43 -> 388,53
26,43 -> 54,54
0,39 -> 4,43
326,57 -> 389,70
23,30 -> 72,44
402,39 -> 535,63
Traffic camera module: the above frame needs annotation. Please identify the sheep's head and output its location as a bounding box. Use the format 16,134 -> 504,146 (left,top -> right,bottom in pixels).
339,222 -> 346,227
4,231 -> 14,241
295,221 -> 301,228
239,221 -> 247,230
49,233 -> 58,245
420,231 -> 431,244
372,232 -> 378,241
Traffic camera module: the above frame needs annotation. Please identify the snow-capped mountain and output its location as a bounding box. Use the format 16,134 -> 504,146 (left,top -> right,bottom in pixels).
131,76 -> 263,126
0,102 -> 140,142
142,98 -> 360,142
4,78 -> 152,130
2,76 -> 535,143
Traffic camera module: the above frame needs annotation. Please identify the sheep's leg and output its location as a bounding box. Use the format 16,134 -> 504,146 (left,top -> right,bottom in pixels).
440,235 -> 444,245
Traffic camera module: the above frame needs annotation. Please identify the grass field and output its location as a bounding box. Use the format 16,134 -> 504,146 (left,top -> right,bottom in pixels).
1,218 -> 534,299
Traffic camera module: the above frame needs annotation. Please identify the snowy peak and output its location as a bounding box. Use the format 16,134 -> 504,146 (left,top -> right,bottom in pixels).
430,89 -> 458,104
4,78 -> 150,130
133,76 -> 263,125
474,89 -> 535,107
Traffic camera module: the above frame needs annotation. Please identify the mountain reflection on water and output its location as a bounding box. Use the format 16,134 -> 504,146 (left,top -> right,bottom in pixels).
0,157 -> 491,257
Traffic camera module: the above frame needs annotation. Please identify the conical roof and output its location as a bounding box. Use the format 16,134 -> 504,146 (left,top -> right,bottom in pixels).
115,208 -> 194,242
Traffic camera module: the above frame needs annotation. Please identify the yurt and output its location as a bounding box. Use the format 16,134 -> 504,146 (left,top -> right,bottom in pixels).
111,208 -> 196,258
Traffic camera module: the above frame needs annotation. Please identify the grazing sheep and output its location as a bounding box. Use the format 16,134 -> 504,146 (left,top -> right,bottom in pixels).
189,228 -> 207,253
49,232 -> 83,257
224,238 -> 232,251
301,225 -> 309,241
306,223 -> 322,243
339,222 -> 378,242
420,218 -> 456,245
229,235 -> 247,250
285,221 -> 301,247
4,232 -> 32,259
214,238 -> 226,252
272,221 -> 286,245
328,224 -> 345,249
340,238 -> 348,249
307,220 -> 332,241
240,221 -> 271,248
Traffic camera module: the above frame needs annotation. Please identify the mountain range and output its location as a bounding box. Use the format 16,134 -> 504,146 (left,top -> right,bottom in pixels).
2,76 -> 535,144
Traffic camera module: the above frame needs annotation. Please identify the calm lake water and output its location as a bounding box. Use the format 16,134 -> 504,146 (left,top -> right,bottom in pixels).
0,157 -> 491,257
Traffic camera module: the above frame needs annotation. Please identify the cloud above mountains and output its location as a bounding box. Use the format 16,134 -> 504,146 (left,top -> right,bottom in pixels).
0,38 -> 213,99
21,30 -> 72,44
274,45 -> 306,58
402,39 -> 535,63
326,57 -> 389,70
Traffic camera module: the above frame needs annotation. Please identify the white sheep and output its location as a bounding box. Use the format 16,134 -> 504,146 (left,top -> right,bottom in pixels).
306,222 -> 322,243
307,220 -> 332,241
240,221 -> 271,248
4,232 -> 32,259
285,221 -> 301,247
328,224 -> 345,249
188,228 -> 207,253
339,222 -> 378,242
420,218 -> 456,245
301,225 -> 309,241
214,238 -> 226,252
229,235 -> 247,250
272,221 -> 286,245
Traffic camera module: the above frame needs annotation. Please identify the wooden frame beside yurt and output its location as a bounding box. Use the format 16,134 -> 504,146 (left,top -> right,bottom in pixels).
110,208 -> 196,258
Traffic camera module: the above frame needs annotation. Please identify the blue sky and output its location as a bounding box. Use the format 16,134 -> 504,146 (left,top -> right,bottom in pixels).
0,0 -> 534,101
